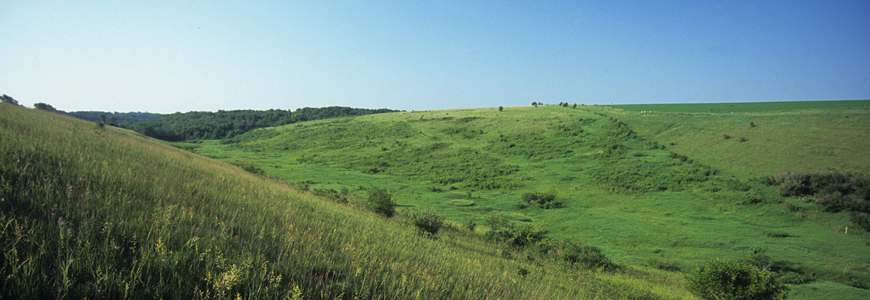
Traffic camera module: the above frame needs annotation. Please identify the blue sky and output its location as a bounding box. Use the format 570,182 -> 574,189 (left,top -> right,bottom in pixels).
2,1 -> 868,113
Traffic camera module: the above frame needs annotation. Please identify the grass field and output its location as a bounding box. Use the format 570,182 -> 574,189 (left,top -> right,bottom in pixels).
180,102 -> 870,299
4,101 -> 869,299
608,100 -> 870,113
1,103 -> 699,299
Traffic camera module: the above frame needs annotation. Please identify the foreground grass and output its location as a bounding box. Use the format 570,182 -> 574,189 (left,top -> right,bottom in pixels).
185,104 -> 870,298
0,104 -> 697,299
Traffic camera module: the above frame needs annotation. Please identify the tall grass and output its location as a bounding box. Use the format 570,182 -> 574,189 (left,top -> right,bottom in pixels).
0,104 -> 692,299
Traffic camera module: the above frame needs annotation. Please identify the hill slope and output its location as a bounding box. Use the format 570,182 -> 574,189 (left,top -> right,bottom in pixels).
1,104 -> 695,299
187,104 -> 870,299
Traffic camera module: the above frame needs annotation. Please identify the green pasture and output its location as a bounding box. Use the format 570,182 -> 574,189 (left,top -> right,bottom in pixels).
608,99 -> 870,113
185,104 -> 870,298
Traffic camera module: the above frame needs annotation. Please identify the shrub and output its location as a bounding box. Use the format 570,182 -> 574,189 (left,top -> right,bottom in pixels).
562,243 -> 618,271
852,212 -> 870,232
686,258 -> 789,300
409,208 -> 444,237
366,186 -> 396,217
311,187 -> 348,203
498,106 -> 504,112
510,223 -> 548,248
521,192 -> 562,209
485,214 -> 514,242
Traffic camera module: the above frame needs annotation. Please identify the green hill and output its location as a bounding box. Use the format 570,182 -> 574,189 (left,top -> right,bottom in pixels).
183,103 -> 870,299
1,103 -> 697,299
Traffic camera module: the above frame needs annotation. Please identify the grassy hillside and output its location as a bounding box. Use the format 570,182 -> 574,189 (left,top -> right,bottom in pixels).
1,104 -> 699,299
184,103 -> 870,299
608,100 -> 870,178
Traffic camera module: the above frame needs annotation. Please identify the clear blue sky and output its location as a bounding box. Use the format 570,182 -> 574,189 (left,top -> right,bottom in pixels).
2,1 -> 868,113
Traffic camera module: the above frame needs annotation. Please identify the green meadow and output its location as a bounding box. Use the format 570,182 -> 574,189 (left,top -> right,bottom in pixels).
2,101 -> 869,299
183,102 -> 870,299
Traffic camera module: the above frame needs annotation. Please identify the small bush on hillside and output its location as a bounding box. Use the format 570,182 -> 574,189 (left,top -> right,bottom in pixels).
726,178 -> 750,191
408,208 -> 444,237
311,187 -> 348,203
510,223 -> 548,248
483,214 -> 548,248
562,243 -> 619,271
485,214 -> 514,242
686,258 -> 789,300
521,192 -> 562,209
366,186 -> 396,217
498,106 -> 504,112
851,212 -> 870,232
236,162 -> 264,175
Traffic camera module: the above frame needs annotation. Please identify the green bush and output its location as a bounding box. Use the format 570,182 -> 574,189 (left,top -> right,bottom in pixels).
408,208 -> 444,237
311,187 -> 348,204
562,243 -> 618,271
510,223 -> 548,248
521,192 -> 562,209
686,258 -> 789,300
484,214 -> 514,242
366,186 -> 396,217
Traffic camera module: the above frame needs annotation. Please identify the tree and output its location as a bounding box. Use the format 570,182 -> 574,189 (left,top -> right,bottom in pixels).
366,186 -> 396,217
498,106 -> 504,112
532,102 -> 538,108
686,258 -> 788,300
1,94 -> 19,105
34,102 -> 58,112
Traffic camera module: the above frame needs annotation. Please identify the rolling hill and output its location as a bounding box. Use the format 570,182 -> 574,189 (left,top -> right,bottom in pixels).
3,101 -> 869,299
1,102 -> 694,299
181,101 -> 870,299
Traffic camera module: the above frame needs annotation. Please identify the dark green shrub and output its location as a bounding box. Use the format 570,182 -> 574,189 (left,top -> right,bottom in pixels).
521,192 -> 562,209
366,186 -> 396,217
409,208 -> 444,237
311,187 -> 348,203
686,258 -> 789,300
237,162 -> 264,175
516,265 -> 530,277
852,212 -> 870,232
510,223 -> 548,248
498,106 -> 504,112
485,214 -> 514,242
726,178 -> 750,191
562,243 -> 618,271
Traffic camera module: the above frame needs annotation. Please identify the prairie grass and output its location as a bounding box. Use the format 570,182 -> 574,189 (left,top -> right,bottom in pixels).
186,104 -> 870,298
1,104 -> 697,299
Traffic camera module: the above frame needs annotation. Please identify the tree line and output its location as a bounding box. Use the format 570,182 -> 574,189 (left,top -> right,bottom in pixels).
128,106 -> 399,141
